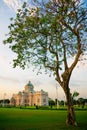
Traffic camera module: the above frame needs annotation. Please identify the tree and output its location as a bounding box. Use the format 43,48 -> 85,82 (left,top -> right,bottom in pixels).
77,98 -> 85,108
59,100 -> 64,106
71,91 -> 79,105
10,97 -> 16,106
49,99 -> 55,108
3,0 -> 87,126
72,91 -> 79,99
72,91 -> 79,101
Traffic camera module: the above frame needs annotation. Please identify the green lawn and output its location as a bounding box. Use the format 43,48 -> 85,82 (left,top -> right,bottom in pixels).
0,108 -> 87,130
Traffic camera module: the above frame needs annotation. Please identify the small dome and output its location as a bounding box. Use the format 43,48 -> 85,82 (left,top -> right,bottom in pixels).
18,91 -> 22,95
26,81 -> 34,88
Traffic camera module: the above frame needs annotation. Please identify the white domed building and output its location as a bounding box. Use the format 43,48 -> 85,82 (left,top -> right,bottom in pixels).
10,81 -> 48,106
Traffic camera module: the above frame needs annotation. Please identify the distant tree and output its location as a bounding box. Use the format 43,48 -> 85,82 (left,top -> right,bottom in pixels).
72,91 -> 79,100
84,99 -> 87,104
59,100 -> 64,106
77,98 -> 85,108
10,97 -> 16,106
4,99 -> 10,104
3,0 -> 87,126
49,99 -> 55,108
0,100 -> 3,106
72,91 -> 79,105
0,99 -> 10,106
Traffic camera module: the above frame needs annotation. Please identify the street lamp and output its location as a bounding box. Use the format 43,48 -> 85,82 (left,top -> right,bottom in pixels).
56,84 -> 59,109
3,93 -> 6,107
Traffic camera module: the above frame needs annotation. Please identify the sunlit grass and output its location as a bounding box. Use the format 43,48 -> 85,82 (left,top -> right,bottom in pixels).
0,108 -> 87,130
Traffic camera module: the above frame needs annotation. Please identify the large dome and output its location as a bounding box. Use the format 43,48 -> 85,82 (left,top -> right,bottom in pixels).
25,81 -> 34,93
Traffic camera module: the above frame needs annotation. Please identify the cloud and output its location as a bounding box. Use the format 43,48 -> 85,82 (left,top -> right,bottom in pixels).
3,0 -> 28,12
0,75 -> 20,83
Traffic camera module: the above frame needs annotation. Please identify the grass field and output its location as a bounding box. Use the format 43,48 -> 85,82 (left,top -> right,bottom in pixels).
0,108 -> 87,130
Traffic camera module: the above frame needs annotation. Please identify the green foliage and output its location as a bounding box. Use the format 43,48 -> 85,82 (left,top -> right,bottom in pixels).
72,91 -> 79,99
3,0 -> 87,74
3,0 -> 87,105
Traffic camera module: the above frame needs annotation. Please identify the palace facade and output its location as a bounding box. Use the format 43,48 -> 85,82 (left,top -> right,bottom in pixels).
10,81 -> 48,106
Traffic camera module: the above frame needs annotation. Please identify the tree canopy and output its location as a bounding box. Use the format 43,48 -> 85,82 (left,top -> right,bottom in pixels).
4,0 -> 87,74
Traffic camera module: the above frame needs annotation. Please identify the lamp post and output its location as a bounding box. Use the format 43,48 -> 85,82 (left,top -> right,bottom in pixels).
56,84 -> 59,109
3,93 -> 6,107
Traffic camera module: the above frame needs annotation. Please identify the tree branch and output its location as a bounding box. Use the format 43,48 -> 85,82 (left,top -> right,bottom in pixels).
60,38 -> 68,70
69,31 -> 82,72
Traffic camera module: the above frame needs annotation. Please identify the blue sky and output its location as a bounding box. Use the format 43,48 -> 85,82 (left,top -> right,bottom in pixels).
0,0 -> 87,100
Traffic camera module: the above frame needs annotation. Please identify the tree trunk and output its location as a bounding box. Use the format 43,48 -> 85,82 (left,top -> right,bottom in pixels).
63,84 -> 77,126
